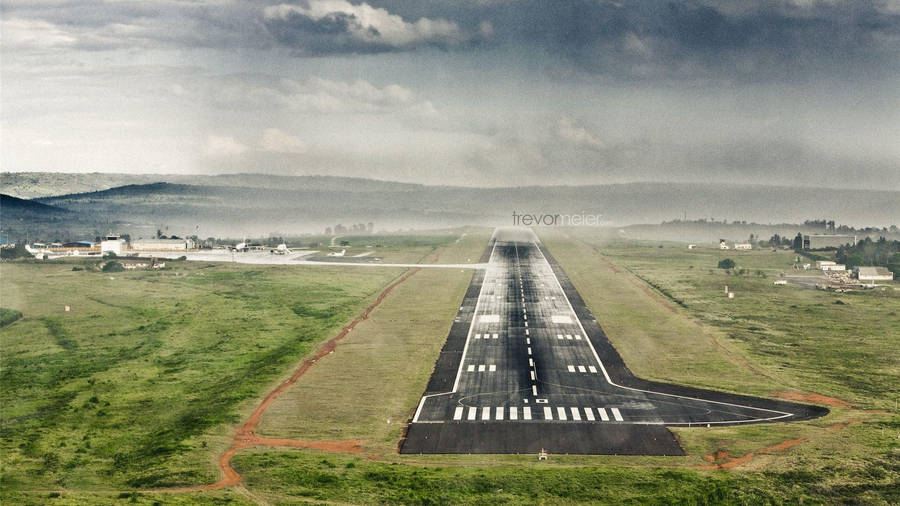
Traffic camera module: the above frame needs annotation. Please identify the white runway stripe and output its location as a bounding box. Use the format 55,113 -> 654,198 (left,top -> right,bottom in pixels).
575,335 -> 582,340
467,365 -> 475,372
496,407 -> 504,420
578,366 -> 586,373
478,365 -> 485,372
598,408 -> 609,421
588,366 -> 597,373
453,407 -> 464,420
493,333 -> 499,339
557,334 -> 563,340
509,406 -> 518,420
567,365 -> 576,372
570,407 -> 581,420
543,407 -> 553,420
523,407 -> 532,420
468,407 -> 477,420
584,408 -> 596,421
556,407 -> 567,420
611,407 -> 624,421
489,364 -> 496,372
565,334 -> 573,340
481,407 -> 490,420
530,370 -> 535,380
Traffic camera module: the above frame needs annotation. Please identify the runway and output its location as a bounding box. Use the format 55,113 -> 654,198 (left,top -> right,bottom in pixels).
402,228 -> 827,455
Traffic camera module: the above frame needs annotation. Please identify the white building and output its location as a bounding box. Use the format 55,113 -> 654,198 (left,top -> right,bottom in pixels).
816,261 -> 846,271
100,235 -> 125,255
855,267 -> 894,283
131,238 -> 193,251
719,240 -> 729,250
733,243 -> 752,250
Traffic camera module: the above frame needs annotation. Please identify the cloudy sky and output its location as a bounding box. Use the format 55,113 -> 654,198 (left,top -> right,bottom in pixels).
2,0 -> 898,188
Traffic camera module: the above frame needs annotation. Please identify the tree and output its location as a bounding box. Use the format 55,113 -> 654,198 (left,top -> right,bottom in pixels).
717,258 -> 735,269
793,233 -> 804,251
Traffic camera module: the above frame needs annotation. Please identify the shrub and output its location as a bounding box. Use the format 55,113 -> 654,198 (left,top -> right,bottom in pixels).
717,258 -> 735,269
102,261 -> 125,272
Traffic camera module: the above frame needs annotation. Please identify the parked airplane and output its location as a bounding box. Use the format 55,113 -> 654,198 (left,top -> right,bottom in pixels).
271,243 -> 291,255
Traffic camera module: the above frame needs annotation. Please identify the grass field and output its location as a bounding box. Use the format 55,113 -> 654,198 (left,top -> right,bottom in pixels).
3,227 -> 897,504
0,256 -> 404,495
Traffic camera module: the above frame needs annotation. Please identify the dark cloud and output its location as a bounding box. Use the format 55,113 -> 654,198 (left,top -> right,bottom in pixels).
373,0 -> 900,82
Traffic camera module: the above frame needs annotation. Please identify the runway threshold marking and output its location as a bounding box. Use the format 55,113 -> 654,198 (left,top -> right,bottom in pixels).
453,407 -> 464,420
543,407 -> 553,420
611,407 -> 624,421
598,408 -> 610,421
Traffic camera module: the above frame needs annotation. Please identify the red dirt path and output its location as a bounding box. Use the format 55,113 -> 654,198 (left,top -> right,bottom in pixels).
162,268 -> 420,493
772,391 -> 851,407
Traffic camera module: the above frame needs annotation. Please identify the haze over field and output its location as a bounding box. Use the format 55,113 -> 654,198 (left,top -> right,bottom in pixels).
2,1 -> 899,190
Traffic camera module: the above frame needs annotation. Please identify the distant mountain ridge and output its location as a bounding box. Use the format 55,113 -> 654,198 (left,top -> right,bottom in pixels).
11,179 -> 897,238
1,172 -> 424,199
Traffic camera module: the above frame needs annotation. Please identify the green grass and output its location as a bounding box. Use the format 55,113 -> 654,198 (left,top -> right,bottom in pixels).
231,448 -> 899,505
0,258 -> 405,493
0,307 -> 23,327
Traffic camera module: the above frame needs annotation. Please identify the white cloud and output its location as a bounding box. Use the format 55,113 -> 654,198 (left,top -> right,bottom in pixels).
1,18 -> 77,49
260,128 -> 307,154
556,116 -> 604,150
264,1 -> 470,49
217,76 -> 429,115
203,135 -> 248,157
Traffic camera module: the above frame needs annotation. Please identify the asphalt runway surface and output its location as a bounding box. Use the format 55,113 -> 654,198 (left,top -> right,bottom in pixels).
402,228 -> 827,455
